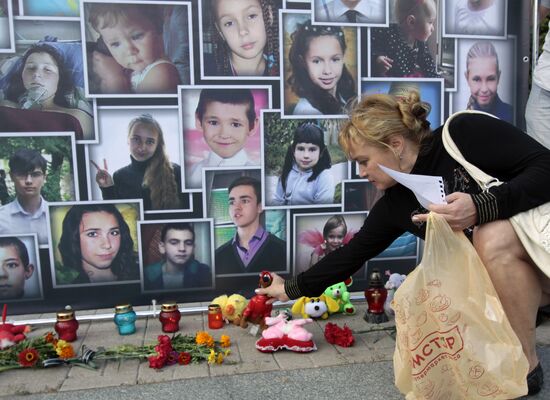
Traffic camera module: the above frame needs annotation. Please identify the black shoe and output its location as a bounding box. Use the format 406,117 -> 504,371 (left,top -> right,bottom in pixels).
527,362 -> 544,396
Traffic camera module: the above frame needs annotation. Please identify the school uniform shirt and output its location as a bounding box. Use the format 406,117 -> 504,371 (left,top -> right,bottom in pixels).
292,98 -> 322,115
0,196 -> 48,245
371,24 -> 438,78
187,149 -> 257,188
314,0 -> 386,24
273,163 -> 335,206
283,113 -> 550,299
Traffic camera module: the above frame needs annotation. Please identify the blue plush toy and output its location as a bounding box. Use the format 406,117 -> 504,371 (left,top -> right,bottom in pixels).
323,277 -> 355,315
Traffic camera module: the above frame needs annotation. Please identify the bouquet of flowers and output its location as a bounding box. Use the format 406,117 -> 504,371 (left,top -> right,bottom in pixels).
0,331 -> 232,373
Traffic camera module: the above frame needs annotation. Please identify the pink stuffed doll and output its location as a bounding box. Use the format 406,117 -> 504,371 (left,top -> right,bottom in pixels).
256,313 -> 317,353
0,304 -> 30,349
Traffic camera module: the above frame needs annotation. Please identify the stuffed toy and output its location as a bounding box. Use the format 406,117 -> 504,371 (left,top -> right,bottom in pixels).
240,271 -> 274,331
0,323 -> 30,349
0,305 -> 30,349
211,294 -> 248,325
384,272 -> 407,318
291,295 -> 339,319
323,278 -> 355,315
255,313 -> 316,353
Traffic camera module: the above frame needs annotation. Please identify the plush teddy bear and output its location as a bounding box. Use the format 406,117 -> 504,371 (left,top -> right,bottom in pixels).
384,272 -> 407,318
240,271 -> 274,331
211,294 -> 248,325
291,295 -> 339,319
323,278 -> 355,315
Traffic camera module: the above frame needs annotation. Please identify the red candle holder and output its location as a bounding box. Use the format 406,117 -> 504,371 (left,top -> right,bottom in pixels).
54,307 -> 79,342
364,269 -> 389,324
208,304 -> 224,329
159,302 -> 181,333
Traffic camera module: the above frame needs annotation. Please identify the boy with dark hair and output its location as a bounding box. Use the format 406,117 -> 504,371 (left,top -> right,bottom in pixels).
187,89 -> 259,188
215,176 -> 286,274
144,222 -> 211,290
0,236 -> 35,300
0,149 -> 48,245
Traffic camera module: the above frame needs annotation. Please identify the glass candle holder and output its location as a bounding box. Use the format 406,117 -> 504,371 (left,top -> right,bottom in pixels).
114,304 -> 137,335
364,269 -> 389,324
55,308 -> 79,342
159,302 -> 181,333
208,304 -> 224,329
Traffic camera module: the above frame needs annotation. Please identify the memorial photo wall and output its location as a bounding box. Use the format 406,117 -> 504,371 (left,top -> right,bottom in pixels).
0,0 -> 530,314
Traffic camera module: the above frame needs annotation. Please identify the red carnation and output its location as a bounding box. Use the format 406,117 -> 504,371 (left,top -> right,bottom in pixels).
178,351 -> 191,365
324,323 -> 355,347
148,355 -> 166,369
18,348 -> 40,367
166,351 -> 179,366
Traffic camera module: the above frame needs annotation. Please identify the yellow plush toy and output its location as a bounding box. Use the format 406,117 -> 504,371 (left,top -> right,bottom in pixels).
211,294 -> 248,325
291,295 -> 340,319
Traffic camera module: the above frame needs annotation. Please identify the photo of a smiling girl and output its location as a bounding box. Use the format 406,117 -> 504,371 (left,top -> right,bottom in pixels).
50,202 -> 140,287
200,0 -> 281,78
282,12 -> 358,116
452,38 -> 514,124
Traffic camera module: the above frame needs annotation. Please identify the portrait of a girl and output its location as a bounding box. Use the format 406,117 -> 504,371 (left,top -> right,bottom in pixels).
285,16 -> 357,115
201,0 -> 281,77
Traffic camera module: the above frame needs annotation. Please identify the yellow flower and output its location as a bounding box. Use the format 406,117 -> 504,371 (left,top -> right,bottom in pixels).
55,340 -> 75,359
196,331 -> 214,348
207,349 -> 216,364
224,349 -> 231,357
216,352 -> 224,364
220,335 -> 231,348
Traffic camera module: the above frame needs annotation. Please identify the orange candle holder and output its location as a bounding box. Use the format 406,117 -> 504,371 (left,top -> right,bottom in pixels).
208,304 -> 224,329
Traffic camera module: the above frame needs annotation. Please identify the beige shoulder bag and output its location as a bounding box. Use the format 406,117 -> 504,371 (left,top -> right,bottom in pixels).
442,110 -> 550,278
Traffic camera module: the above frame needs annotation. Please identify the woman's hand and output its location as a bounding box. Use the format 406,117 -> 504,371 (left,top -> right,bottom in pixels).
255,272 -> 290,305
375,56 -> 393,75
412,192 -> 478,230
92,51 -> 130,93
91,159 -> 114,188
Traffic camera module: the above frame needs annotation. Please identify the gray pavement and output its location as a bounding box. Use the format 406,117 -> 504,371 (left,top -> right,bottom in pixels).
2,300 -> 550,399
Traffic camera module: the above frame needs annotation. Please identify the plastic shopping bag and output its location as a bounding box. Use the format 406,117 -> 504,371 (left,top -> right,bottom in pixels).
393,213 -> 529,400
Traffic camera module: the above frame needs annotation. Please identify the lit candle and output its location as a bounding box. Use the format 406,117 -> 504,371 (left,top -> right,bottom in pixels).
114,304 -> 137,335
54,306 -> 79,342
159,302 -> 181,333
208,304 -> 224,329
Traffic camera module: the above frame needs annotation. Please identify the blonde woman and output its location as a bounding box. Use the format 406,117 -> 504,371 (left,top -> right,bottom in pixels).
91,114 -> 182,210
258,92 -> 550,395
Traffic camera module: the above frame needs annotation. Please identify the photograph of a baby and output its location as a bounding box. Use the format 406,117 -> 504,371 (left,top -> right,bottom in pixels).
83,1 -> 191,95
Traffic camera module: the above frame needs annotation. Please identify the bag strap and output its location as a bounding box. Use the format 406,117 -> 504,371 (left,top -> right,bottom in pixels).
441,110 -> 502,191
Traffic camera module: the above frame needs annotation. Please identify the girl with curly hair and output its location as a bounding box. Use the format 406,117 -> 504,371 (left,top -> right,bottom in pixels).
287,20 -> 356,115
204,0 -> 280,77
91,114 -> 182,211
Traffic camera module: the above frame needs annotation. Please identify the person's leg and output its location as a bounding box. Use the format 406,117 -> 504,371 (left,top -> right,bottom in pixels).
525,82 -> 550,150
473,219 -> 550,371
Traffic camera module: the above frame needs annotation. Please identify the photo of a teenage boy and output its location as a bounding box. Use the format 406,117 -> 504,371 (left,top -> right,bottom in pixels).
0,236 -> 37,301
215,176 -> 286,275
0,149 -> 48,245
183,88 -> 264,189
143,223 -> 212,291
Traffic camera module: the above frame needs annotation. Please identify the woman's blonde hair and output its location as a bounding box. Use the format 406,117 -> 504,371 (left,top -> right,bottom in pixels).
128,115 -> 180,210
339,91 -> 431,158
